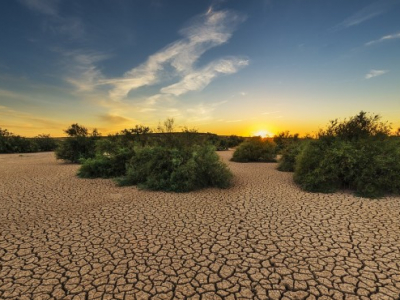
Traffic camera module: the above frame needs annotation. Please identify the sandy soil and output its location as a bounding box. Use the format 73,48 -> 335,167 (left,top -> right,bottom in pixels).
1,151 -> 400,300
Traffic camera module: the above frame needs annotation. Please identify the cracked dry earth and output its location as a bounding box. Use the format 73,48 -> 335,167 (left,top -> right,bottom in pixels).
1,152 -> 400,300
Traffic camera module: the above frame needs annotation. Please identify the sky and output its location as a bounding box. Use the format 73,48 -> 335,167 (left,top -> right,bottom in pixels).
0,0 -> 400,137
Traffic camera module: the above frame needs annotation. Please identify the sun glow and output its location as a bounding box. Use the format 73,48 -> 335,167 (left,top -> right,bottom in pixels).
253,130 -> 274,138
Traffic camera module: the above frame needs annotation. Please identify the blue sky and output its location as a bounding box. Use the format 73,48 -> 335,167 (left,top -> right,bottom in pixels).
1,0 -> 399,136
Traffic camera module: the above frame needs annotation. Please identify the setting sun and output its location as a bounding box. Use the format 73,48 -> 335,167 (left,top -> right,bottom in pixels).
253,130 -> 274,138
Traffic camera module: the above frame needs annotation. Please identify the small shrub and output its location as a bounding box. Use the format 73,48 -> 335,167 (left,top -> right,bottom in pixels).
33,134 -> 57,152
120,145 -> 232,192
55,123 -> 100,163
231,138 -> 276,162
78,148 -> 135,178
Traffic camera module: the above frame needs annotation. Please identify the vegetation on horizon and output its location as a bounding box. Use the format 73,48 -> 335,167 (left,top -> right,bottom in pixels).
0,128 -> 57,153
4,112 -> 400,198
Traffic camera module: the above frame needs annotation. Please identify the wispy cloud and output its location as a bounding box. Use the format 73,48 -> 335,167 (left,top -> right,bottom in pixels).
365,69 -> 389,79
160,57 -> 248,96
18,0 -> 59,16
0,89 -> 32,103
262,110 -> 280,115
60,50 -> 110,92
332,1 -> 395,31
99,114 -> 133,125
365,32 -> 400,46
102,10 -> 247,101
184,101 -> 228,122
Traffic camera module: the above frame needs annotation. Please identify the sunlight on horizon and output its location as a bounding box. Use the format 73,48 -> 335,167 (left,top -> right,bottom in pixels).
252,130 -> 274,138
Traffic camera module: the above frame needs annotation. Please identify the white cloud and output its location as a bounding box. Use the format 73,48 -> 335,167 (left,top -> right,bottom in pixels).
365,69 -> 389,79
365,32 -> 400,46
103,10 -> 246,101
160,57 -> 248,96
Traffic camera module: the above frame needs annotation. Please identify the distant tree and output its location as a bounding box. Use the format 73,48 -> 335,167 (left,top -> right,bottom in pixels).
157,118 -> 175,133
121,125 -> 152,136
65,123 -> 89,137
120,125 -> 152,146
0,128 -> 12,137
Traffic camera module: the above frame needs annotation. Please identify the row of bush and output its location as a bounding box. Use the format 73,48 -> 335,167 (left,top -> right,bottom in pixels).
8,112 -> 399,198
56,121 -> 234,192
0,128 -> 57,153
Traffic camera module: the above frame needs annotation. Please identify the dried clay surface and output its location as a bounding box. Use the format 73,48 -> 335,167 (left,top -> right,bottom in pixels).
1,151 -> 400,300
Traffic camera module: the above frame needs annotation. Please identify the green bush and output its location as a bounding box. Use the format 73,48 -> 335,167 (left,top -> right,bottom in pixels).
0,128 -> 40,153
319,111 -> 390,142
277,141 -> 306,172
231,138 -> 276,162
78,148 -> 134,178
294,112 -> 400,198
55,124 -> 100,163
120,145 -> 233,192
273,131 -> 299,153
353,139 -> 400,198
206,133 -> 230,151
227,135 -> 245,148
294,140 -> 351,193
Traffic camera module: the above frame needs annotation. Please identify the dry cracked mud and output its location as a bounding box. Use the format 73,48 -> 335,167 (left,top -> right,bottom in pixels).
1,151 -> 400,300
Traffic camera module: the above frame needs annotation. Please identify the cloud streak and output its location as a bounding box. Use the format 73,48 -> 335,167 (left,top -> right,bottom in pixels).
60,50 -> 110,92
102,10 -> 247,100
160,57 -> 248,96
18,0 -> 59,16
332,1 -> 396,31
99,114 -> 133,125
19,0 -> 85,39
365,69 -> 389,79
365,32 -> 400,46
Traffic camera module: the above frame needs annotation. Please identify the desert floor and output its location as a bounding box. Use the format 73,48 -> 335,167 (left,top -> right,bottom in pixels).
1,151 -> 400,300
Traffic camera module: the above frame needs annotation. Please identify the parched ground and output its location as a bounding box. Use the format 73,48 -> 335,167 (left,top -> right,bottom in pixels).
1,152 -> 400,300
